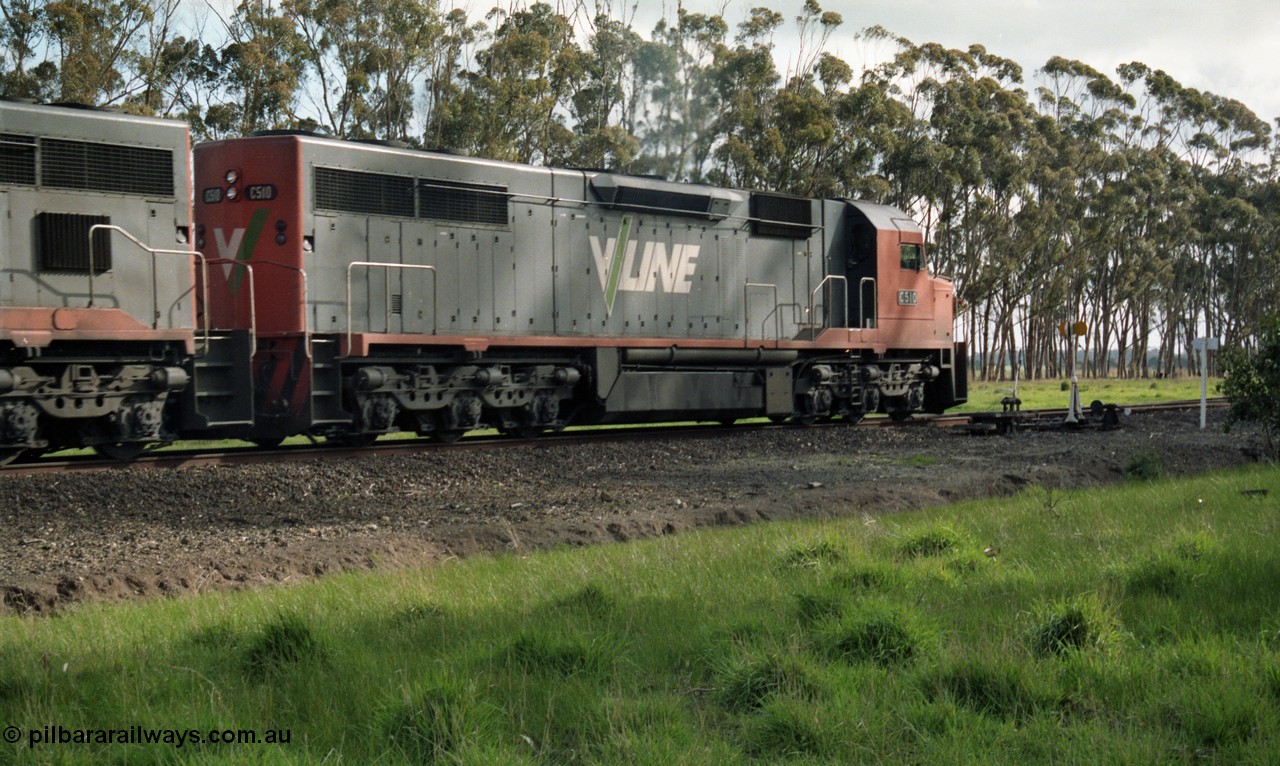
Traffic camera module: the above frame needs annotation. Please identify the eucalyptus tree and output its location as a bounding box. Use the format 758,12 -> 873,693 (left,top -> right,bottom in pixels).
568,13 -> 644,170
425,3 -> 581,164
636,8 -> 728,182
197,0 -> 306,137
0,0 -> 55,99
284,0 -> 442,140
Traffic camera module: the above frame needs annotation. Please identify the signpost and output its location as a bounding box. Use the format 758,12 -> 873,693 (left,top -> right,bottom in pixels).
1191,337 -> 1219,430
1061,320 -> 1087,424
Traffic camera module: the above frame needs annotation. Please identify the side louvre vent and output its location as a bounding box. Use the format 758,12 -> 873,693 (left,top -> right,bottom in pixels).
41,139 -> 174,197
750,192 -> 814,239
418,179 -> 509,225
0,134 -> 36,186
315,167 -> 414,217
37,212 -> 112,274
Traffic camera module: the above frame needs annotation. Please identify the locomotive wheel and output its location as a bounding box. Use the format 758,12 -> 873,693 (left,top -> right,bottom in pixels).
888,410 -> 914,423
94,442 -> 147,461
793,414 -> 818,427
250,437 -> 285,449
0,448 -> 24,467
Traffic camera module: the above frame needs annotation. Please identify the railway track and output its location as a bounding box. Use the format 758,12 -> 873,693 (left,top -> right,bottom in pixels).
0,397 -> 1229,477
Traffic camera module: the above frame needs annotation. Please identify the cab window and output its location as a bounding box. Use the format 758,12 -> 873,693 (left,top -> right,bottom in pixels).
900,243 -> 923,270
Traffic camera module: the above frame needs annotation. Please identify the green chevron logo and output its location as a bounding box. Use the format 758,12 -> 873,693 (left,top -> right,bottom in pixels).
588,214 -> 700,319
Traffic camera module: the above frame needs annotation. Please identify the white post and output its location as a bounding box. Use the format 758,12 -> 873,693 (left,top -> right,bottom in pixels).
1193,337 -> 1219,430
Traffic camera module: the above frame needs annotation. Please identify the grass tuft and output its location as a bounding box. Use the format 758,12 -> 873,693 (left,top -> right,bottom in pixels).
1027,595 -> 1118,657
1125,450 -> 1165,481
794,589 -> 846,626
243,613 -> 325,677
775,539 -> 846,570
744,698 -> 834,759
506,631 -> 605,676
929,659 -> 1043,721
1124,555 -> 1190,597
832,564 -> 899,592
897,527 -> 960,558
820,607 -> 925,667
550,583 -> 616,619
383,680 -> 495,763
716,653 -> 821,712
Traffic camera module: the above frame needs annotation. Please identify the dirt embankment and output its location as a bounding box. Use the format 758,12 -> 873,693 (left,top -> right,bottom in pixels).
0,410 -> 1257,614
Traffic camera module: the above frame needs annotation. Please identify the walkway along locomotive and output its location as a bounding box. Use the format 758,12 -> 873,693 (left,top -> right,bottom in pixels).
0,101 -> 966,462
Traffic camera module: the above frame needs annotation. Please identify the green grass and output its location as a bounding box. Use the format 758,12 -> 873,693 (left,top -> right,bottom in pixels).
955,376 -> 1221,413
5,467 -> 1280,763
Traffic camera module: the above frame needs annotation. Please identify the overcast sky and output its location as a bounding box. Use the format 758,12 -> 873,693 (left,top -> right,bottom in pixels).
636,0 -> 1280,125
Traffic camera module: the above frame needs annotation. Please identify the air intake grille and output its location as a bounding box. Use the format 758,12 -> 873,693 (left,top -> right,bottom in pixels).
0,134 -> 36,185
315,167 -> 414,217
418,179 -> 509,225
750,192 -> 814,238
37,212 -> 112,274
41,139 -> 174,197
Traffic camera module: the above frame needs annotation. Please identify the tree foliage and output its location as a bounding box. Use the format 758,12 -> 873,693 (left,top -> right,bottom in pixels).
1221,316 -> 1280,458
2,0 -> 1278,377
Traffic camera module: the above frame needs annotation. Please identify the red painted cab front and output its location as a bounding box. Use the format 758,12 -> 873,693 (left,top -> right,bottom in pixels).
194,137 -> 313,437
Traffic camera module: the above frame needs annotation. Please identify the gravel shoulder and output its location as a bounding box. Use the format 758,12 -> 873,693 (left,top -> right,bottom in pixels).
0,409 -> 1257,614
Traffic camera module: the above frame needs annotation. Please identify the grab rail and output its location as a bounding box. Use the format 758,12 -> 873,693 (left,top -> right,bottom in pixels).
88,224 -> 207,338
858,277 -> 877,329
743,282 -> 779,343
810,274 -> 848,330
201,259 -> 257,350
344,261 -> 437,357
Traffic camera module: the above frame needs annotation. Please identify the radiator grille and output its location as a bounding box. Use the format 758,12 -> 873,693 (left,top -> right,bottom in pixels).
37,212 -> 112,274
0,133 -> 36,185
750,192 -> 813,239
41,138 -> 174,197
315,167 -> 414,217
418,179 -> 509,225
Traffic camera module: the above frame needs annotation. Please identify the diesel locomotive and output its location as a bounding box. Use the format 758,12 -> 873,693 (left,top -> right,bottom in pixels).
0,100 -> 966,463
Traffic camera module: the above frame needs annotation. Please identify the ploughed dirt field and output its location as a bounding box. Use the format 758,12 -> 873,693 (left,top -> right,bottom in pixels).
0,409 -> 1258,614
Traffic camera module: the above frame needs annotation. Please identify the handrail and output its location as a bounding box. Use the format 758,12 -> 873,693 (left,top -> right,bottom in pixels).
88,224 -> 208,339
743,282 -> 778,344
810,274 -> 848,330
344,261 -> 438,357
761,302 -> 801,342
201,258 -> 257,350
858,277 -> 877,330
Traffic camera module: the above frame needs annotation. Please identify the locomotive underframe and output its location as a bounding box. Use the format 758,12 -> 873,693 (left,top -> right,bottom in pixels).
287,339 -> 962,445
0,340 -> 190,462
